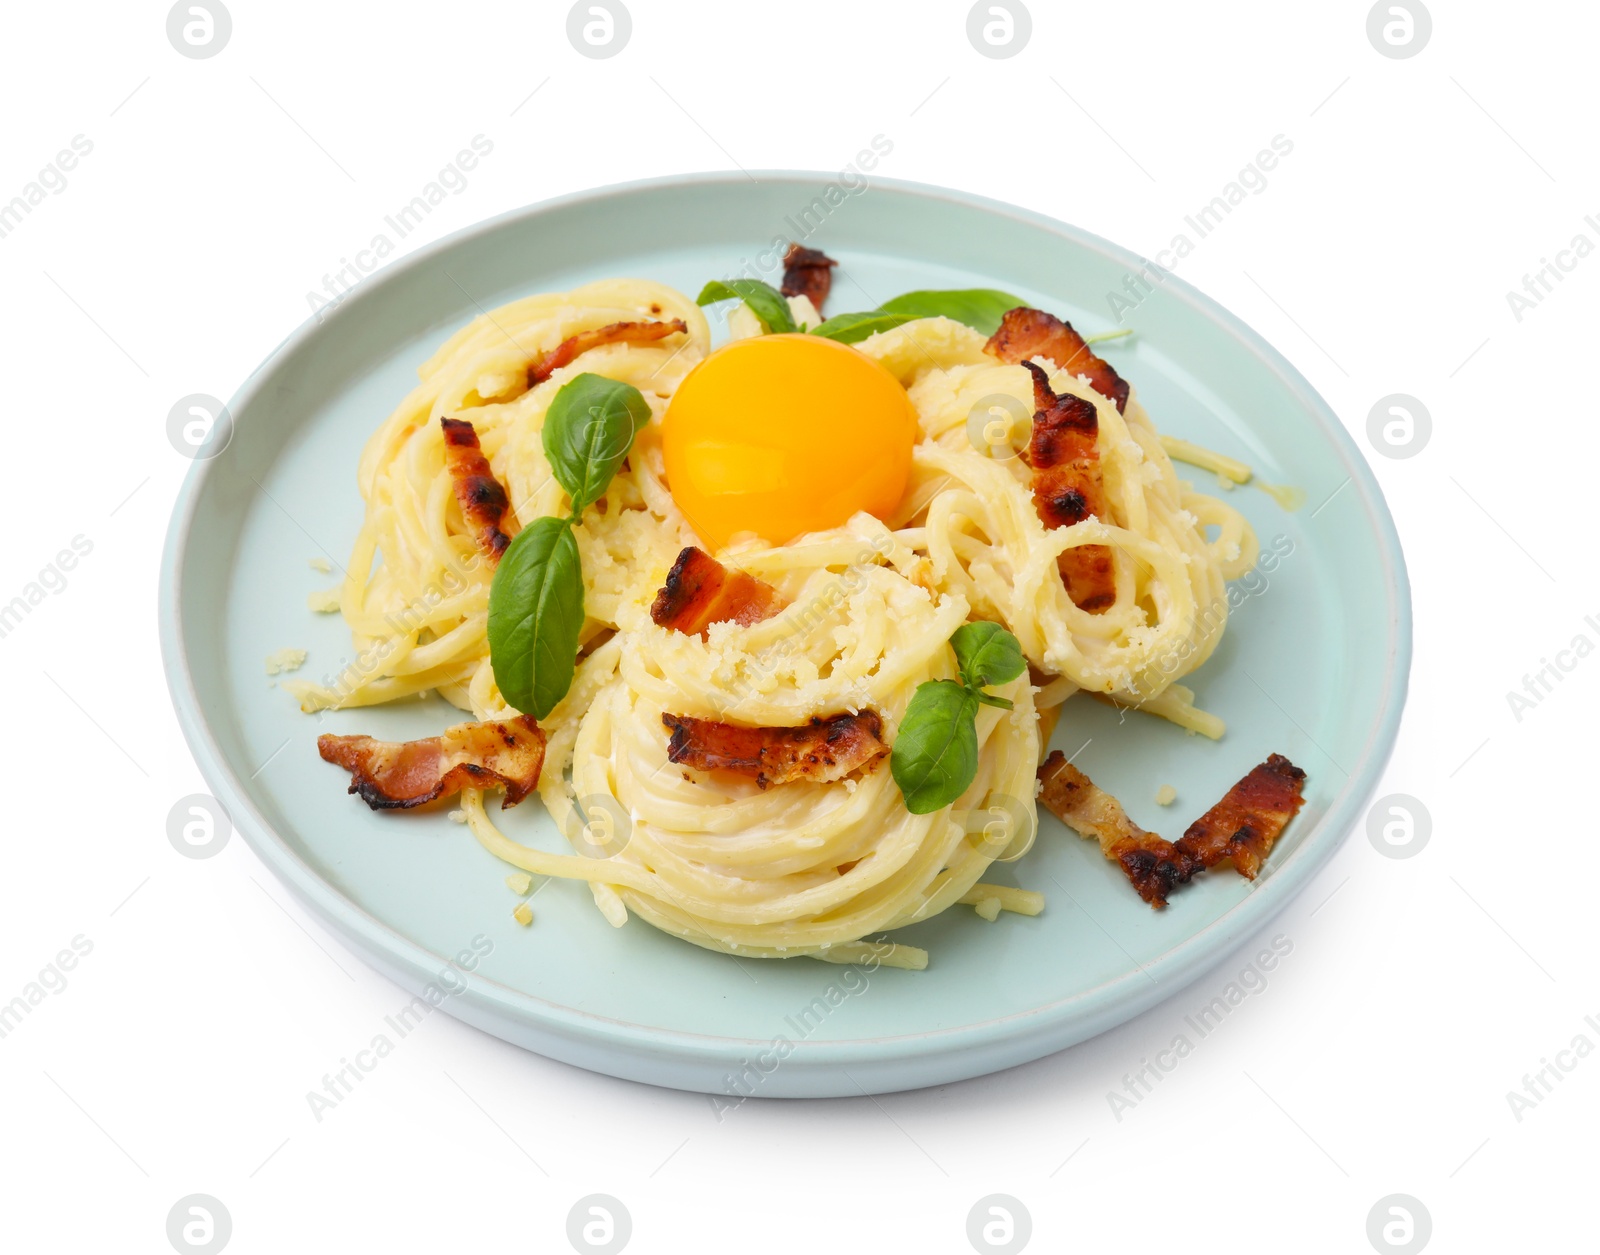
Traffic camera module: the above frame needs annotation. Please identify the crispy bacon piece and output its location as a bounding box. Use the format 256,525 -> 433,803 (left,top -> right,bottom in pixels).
527,318 -> 687,387
440,417 -> 519,563
985,306 -> 1129,413
1037,751 -> 1308,906
661,711 -> 886,789
1037,751 -> 1198,907
780,244 -> 837,314
650,546 -> 787,637
987,308 -> 1126,612
1021,362 -> 1117,612
1174,754 -> 1307,879
318,715 -> 545,811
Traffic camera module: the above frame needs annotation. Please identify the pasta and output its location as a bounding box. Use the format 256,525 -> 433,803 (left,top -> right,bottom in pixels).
291,275 -> 1259,966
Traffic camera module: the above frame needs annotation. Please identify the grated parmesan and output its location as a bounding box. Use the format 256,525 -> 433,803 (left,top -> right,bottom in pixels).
265,648 -> 307,675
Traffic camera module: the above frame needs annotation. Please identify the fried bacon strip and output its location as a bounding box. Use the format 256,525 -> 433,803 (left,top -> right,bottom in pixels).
1174,753 -> 1307,879
662,711 -> 886,789
527,318 -> 688,387
1021,361 -> 1117,612
650,546 -> 787,637
1037,751 -> 1198,907
985,306 -> 1129,413
780,244 -> 837,315
318,715 -> 545,811
440,417 -> 519,563
1038,751 -> 1309,906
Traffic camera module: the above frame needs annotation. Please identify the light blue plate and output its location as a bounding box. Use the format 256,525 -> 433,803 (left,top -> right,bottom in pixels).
159,173 -> 1410,1097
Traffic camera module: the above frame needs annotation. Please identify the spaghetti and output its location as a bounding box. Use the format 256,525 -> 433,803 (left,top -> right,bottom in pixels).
291,276 -> 1260,965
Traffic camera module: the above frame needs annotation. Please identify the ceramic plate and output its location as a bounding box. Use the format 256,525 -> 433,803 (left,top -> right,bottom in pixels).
160,173 -> 1410,1096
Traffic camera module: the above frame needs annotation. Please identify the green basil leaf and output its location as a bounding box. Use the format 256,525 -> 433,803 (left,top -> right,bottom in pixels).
695,279 -> 798,335
808,310 -> 919,344
950,621 -> 1027,691
487,516 -> 584,719
877,289 -> 1025,336
541,373 -> 652,514
891,680 -> 981,815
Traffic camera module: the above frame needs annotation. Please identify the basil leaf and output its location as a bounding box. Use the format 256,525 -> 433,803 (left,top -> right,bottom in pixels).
487,516 -> 584,719
877,289 -> 1025,336
891,680 -> 981,815
808,310 -> 920,344
950,621 -> 1027,691
696,279 -> 798,335
542,373 -> 652,514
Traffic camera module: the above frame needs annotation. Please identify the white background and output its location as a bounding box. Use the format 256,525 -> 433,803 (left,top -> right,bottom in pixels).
1,1 -> 1593,1251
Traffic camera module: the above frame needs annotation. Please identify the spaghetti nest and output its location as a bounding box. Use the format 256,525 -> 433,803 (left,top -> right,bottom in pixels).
291,280 -> 1256,967
858,317 -> 1257,735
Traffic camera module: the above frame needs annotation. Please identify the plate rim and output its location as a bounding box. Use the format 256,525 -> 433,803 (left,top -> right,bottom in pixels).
159,170 -> 1412,1087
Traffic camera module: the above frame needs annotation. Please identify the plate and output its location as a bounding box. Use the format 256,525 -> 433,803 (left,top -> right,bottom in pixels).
159,173 -> 1410,1097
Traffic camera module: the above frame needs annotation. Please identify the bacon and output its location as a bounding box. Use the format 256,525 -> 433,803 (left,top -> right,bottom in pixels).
661,711 -> 886,789
1037,751 -> 1198,908
985,306 -> 1129,413
440,417 -> 519,563
1020,362 -> 1117,612
650,546 -> 787,637
527,318 -> 688,387
318,715 -> 545,811
1174,753 -> 1307,879
1037,751 -> 1308,907
986,308 -> 1127,610
780,244 -> 837,314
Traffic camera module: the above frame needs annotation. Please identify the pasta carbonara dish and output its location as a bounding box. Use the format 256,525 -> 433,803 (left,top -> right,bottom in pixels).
293,246 -> 1307,971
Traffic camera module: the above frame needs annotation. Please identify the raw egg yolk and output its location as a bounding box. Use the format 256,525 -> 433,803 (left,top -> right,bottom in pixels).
661,334 -> 918,549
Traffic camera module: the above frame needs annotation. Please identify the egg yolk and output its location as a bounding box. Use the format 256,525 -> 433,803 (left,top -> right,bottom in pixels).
661,334 -> 918,550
